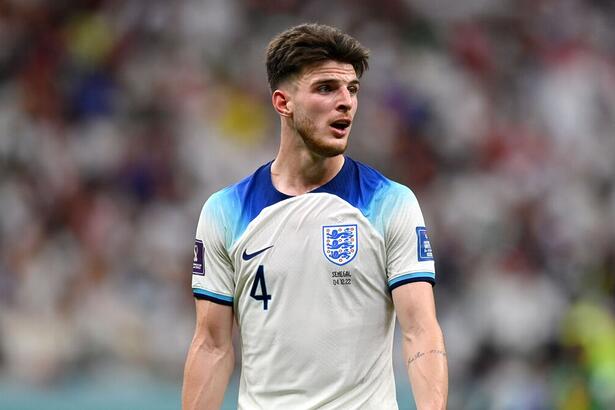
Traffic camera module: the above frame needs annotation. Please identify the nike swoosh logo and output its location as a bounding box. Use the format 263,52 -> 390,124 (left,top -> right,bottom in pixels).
242,245 -> 273,261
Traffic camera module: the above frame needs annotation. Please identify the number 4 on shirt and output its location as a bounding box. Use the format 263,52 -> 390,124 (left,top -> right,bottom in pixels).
250,265 -> 272,310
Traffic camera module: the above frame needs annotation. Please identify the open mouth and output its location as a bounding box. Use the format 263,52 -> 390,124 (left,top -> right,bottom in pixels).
330,119 -> 351,130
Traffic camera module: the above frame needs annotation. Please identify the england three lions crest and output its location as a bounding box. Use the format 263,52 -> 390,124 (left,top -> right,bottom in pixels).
322,224 -> 358,266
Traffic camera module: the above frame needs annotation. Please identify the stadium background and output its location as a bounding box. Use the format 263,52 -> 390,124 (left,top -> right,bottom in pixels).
1,0 -> 614,409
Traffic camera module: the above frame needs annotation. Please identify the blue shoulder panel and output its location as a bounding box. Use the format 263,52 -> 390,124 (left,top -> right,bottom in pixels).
210,157 -> 410,248
313,157 -> 388,214
314,157 -> 412,237
209,162 -> 290,248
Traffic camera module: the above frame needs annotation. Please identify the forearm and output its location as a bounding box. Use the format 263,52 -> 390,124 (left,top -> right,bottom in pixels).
182,336 -> 235,410
403,323 -> 448,410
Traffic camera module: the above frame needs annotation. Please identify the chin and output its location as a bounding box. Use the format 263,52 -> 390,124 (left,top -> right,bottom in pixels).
320,147 -> 346,157
307,139 -> 348,157
297,124 -> 349,157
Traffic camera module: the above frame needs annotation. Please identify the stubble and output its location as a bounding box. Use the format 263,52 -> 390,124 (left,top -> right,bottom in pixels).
293,109 -> 348,158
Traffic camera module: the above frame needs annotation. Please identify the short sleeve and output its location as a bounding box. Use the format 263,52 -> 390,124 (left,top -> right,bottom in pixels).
385,185 -> 436,290
191,193 -> 235,306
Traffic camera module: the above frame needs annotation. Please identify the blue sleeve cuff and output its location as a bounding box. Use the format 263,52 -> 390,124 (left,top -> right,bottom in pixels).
388,272 -> 436,291
193,288 -> 234,306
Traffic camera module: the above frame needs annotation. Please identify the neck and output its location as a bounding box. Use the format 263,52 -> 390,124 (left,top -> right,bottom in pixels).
271,123 -> 345,196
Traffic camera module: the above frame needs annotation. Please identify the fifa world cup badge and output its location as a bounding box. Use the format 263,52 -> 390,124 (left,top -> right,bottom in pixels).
193,239 -> 205,275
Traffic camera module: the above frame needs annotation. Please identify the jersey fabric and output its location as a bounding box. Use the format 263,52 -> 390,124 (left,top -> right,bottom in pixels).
191,157 -> 436,410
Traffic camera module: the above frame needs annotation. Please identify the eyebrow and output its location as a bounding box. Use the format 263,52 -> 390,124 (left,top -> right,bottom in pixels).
311,78 -> 361,87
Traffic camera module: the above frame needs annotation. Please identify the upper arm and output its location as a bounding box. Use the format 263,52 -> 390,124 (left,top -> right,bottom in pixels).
190,194 -> 237,348
392,282 -> 439,339
193,298 -> 234,349
384,184 -> 436,290
192,194 -> 236,305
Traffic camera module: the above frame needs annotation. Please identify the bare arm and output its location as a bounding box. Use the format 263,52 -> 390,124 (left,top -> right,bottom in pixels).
392,282 -> 448,410
182,299 -> 235,410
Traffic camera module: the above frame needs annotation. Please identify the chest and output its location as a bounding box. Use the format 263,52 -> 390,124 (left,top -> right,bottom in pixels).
229,194 -> 388,316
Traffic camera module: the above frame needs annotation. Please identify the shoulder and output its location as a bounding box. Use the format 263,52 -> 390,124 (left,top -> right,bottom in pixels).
348,157 -> 388,190
338,158 -> 420,238
198,162 -> 285,248
202,162 -> 271,216
348,157 -> 418,210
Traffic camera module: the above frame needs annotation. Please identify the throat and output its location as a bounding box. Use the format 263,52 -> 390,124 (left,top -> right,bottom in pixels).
271,155 -> 345,196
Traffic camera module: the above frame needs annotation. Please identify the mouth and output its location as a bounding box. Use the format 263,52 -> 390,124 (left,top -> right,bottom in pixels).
329,119 -> 351,133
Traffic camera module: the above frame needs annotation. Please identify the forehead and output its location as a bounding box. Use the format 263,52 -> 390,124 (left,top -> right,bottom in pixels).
296,61 -> 358,85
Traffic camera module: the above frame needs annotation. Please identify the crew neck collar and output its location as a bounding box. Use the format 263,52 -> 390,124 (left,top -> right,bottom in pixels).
267,156 -> 351,198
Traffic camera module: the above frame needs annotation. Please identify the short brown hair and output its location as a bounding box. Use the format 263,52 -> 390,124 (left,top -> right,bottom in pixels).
266,23 -> 369,92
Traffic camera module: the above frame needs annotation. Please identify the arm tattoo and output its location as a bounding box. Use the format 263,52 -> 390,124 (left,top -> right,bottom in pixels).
407,349 -> 447,368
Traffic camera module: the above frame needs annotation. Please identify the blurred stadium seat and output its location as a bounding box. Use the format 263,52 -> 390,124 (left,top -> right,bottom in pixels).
1,1 -> 614,408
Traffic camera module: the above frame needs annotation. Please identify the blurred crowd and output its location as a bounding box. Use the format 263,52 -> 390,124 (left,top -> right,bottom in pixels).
1,0 -> 614,408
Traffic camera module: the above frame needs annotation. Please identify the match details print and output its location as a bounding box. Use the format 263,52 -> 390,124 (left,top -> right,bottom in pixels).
331,270 -> 351,286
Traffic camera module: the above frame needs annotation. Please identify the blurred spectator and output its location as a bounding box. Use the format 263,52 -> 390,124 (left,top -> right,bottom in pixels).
1,0 -> 614,408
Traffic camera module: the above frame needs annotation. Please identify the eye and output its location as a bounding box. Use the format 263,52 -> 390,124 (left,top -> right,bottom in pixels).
348,85 -> 359,95
317,84 -> 332,93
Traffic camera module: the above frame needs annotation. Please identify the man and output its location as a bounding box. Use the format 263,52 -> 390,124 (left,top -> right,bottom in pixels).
182,23 -> 448,409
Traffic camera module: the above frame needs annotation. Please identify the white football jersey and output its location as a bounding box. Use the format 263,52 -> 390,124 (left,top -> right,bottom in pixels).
192,157 -> 436,409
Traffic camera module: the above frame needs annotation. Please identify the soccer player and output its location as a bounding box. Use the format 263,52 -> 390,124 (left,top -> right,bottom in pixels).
182,23 -> 448,409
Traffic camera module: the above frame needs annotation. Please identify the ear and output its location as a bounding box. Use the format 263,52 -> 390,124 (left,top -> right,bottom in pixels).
272,89 -> 292,117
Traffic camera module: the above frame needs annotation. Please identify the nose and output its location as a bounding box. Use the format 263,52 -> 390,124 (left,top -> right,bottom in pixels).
336,88 -> 353,113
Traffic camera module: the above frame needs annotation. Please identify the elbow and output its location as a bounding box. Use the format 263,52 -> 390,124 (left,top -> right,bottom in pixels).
191,320 -> 233,357
192,332 -> 233,357
403,323 -> 424,345
403,318 -> 444,346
